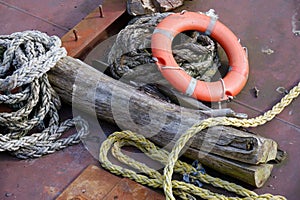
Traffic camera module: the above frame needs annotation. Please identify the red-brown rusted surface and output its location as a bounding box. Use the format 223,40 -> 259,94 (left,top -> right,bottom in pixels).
0,0 -> 299,199
0,0 -> 98,37
61,0 -> 127,58
103,177 -> 164,200
56,165 -> 122,200
56,165 -> 164,200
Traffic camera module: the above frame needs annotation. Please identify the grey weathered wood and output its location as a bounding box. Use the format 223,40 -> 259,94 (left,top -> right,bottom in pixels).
161,137 -> 274,188
190,149 -> 274,188
48,56 -> 277,187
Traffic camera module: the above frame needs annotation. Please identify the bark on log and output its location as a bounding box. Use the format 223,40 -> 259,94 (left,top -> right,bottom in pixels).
48,56 -> 277,187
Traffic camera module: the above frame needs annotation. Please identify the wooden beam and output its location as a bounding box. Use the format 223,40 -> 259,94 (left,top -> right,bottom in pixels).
48,56 -> 278,187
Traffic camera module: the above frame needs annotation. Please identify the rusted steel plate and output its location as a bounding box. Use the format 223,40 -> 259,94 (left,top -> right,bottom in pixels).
0,143 -> 99,200
103,178 -> 165,200
56,165 -> 164,200
61,0 -> 127,58
1,0 -> 99,31
56,165 -> 121,200
0,3 -> 65,36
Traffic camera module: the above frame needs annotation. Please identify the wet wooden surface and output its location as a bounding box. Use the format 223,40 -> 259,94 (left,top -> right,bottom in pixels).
0,0 -> 299,199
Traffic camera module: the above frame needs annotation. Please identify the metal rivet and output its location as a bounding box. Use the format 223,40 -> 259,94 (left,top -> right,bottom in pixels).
99,5 -> 104,18
73,29 -> 78,41
253,86 -> 259,98
276,86 -> 289,95
180,10 -> 187,15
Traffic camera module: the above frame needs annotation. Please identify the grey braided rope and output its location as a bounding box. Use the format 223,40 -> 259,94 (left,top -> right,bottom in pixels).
0,30 -> 89,159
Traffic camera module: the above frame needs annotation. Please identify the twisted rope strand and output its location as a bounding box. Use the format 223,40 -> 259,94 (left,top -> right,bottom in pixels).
0,31 -> 89,158
163,82 -> 299,200
99,82 -> 299,199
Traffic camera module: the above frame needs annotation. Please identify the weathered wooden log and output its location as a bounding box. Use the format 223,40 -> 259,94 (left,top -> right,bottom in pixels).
161,136 -> 274,188
48,56 -> 277,187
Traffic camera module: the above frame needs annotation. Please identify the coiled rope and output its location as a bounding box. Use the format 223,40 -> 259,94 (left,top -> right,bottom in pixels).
0,31 -> 88,159
100,82 -> 300,199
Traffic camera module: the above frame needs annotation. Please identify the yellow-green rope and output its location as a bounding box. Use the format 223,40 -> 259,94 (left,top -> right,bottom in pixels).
99,81 -> 300,200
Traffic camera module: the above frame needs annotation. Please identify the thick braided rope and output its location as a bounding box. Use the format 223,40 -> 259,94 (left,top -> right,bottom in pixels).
107,132 -> 258,198
99,131 -> 286,199
0,31 -> 89,158
99,82 -> 300,199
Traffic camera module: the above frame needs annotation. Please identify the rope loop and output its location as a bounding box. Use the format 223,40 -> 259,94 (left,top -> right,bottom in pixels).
0,30 -> 89,158
100,82 -> 300,200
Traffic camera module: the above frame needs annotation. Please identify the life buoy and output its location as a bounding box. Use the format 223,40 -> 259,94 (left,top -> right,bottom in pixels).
151,11 -> 249,102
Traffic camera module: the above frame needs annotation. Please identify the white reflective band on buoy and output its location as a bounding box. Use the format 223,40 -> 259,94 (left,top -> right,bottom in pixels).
205,16 -> 217,36
153,28 -> 174,40
161,66 -> 183,70
185,77 -> 197,96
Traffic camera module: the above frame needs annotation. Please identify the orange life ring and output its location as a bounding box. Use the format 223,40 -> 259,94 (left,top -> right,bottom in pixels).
151,11 -> 249,102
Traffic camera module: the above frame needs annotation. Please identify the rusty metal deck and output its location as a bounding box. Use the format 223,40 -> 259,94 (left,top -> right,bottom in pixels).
0,0 -> 299,199
56,165 -> 164,200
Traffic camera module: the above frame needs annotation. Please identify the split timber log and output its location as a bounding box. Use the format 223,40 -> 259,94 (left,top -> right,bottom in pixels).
48,56 -> 277,187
